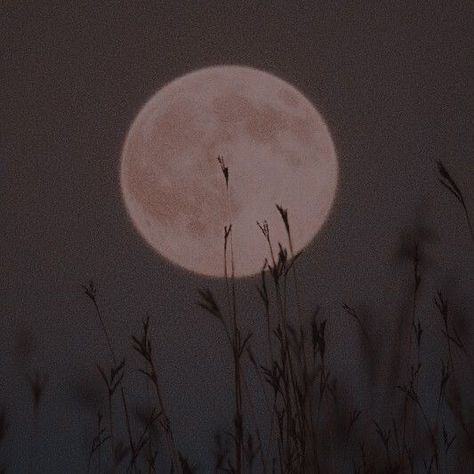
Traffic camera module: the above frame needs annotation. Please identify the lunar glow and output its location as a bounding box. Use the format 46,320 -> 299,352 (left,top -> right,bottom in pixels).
120,66 -> 338,277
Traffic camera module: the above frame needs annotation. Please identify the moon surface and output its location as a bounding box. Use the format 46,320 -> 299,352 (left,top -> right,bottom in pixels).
120,65 -> 338,277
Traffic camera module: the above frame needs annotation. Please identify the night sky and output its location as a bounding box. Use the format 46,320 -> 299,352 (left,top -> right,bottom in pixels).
1,2 -> 473,473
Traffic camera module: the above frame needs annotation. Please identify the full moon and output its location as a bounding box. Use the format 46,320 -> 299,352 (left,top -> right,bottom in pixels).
120,65 -> 338,277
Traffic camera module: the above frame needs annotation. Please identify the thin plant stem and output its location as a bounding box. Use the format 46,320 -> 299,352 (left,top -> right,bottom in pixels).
83,284 -> 137,471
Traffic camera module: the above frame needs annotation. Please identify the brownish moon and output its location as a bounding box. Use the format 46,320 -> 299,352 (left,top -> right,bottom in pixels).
120,65 -> 338,277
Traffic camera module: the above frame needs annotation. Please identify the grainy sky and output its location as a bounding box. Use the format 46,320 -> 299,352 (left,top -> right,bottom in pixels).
1,2 -> 473,472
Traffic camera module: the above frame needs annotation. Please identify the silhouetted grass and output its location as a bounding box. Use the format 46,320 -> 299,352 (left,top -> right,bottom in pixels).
2,158 -> 474,473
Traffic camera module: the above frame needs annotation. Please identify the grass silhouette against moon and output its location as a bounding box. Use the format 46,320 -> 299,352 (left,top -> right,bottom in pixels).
2,159 -> 473,473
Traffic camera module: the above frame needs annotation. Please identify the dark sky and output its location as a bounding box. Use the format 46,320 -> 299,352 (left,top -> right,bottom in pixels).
1,2 -> 473,472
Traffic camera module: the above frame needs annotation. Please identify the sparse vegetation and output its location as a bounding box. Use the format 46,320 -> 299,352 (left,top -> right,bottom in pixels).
2,159 -> 474,473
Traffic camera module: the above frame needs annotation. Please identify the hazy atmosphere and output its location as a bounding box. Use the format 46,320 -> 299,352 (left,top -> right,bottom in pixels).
1,2 -> 473,473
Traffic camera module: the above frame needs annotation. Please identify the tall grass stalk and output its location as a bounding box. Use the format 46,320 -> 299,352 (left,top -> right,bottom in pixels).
437,160 -> 474,246
132,317 -> 182,474
83,281 -> 137,470
218,155 -> 244,474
